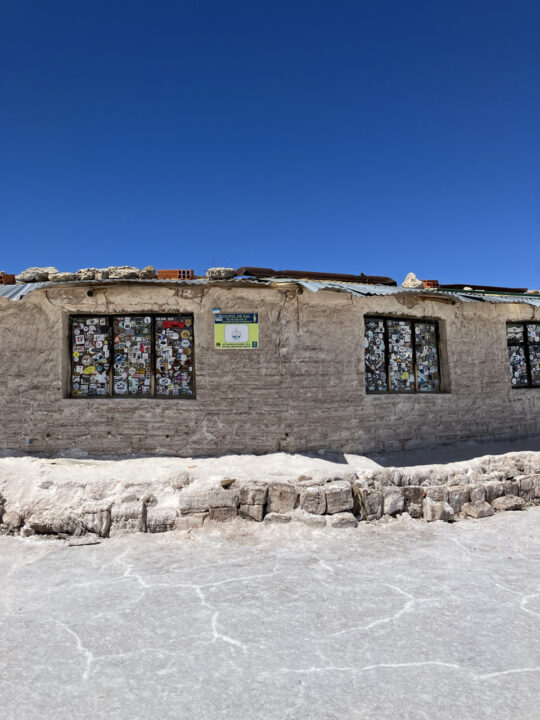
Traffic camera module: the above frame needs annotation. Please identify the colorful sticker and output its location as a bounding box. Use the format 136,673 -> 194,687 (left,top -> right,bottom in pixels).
528,345 -> 540,386
415,322 -> 440,392
112,316 -> 152,396
70,317 -> 111,397
387,319 -> 414,392
364,318 -> 387,392
365,317 -> 440,393
527,324 -> 540,344
508,345 -> 528,386
155,316 -> 194,397
507,324 -> 524,344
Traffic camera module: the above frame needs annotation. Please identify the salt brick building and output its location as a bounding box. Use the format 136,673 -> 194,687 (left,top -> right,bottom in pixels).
1,267 -> 539,457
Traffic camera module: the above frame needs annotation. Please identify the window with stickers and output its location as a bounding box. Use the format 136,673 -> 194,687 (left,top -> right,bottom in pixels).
364,316 -> 442,393
70,315 -> 195,398
506,322 -> 540,388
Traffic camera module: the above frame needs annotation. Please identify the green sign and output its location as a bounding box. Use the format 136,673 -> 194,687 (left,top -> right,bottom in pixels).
214,313 -> 259,349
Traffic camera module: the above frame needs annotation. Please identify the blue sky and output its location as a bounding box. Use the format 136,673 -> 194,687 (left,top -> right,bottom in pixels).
1,1 -> 539,286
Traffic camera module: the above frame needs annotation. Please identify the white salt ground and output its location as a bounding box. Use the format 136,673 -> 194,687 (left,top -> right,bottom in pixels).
1,508 -> 540,719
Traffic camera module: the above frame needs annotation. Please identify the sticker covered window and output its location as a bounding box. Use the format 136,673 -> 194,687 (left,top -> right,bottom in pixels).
364,318 -> 388,392
364,316 -> 442,394
71,316 -> 111,397
155,316 -> 195,398
506,322 -> 540,389
112,316 -> 152,396
69,315 -> 195,399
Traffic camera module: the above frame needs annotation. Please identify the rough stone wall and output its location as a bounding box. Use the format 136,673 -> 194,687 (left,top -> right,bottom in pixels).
1,452 -> 540,537
1,281 -> 540,456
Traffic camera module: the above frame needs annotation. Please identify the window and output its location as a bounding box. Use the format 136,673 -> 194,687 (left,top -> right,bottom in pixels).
70,315 -> 195,398
506,322 -> 540,388
364,317 -> 441,393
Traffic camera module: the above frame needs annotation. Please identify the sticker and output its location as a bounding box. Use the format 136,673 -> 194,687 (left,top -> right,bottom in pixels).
112,316 -> 152,396
83,366 -> 96,375
155,316 -> 195,397
114,380 -> 127,394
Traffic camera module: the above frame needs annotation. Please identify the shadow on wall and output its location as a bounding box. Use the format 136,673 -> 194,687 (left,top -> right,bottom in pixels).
367,435 -> 540,468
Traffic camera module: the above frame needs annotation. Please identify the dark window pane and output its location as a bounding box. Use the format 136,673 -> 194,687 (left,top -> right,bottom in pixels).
508,346 -> 529,387
387,319 -> 414,392
527,324 -> 540,344
364,318 -> 387,392
71,316 -> 111,397
415,322 -> 440,392
112,316 -> 152,396
155,316 -> 195,397
529,345 -> 540,386
506,323 -> 524,344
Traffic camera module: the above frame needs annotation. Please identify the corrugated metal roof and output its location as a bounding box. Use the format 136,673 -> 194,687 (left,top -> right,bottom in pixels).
0,277 -> 276,301
2,277 -> 540,306
271,279 -> 540,305
0,281 -> 52,300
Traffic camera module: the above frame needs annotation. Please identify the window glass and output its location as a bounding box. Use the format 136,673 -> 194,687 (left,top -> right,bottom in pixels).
415,322 -> 440,392
387,319 -> 414,392
155,316 -> 195,397
527,323 -> 540,344
365,316 -> 442,394
508,345 -> 529,387
71,317 -> 111,396
70,314 -> 195,399
364,318 -> 388,392
529,345 -> 540,386
506,322 -> 540,388
507,324 -> 524,344
112,316 -> 152,396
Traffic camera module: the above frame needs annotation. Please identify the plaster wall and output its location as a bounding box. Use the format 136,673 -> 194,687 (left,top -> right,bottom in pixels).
1,282 -> 539,456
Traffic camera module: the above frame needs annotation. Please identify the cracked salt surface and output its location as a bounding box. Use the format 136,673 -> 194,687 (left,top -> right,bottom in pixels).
1,510 -> 540,719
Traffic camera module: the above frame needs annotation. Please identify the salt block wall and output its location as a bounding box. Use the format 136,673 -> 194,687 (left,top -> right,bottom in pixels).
0,282 -> 540,456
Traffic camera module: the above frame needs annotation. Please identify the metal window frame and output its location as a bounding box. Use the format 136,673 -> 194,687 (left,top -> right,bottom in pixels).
506,321 -> 540,389
68,313 -> 196,400
364,315 -> 443,395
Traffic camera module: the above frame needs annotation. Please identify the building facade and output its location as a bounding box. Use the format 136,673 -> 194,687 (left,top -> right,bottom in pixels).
1,276 -> 540,456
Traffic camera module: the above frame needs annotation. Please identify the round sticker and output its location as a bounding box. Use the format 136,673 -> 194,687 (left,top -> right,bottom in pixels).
159,377 -> 171,386
181,339 -> 190,348
185,318 -> 192,327
73,351 -> 80,358
181,330 -> 190,339
114,380 -> 127,394
144,317 -> 151,324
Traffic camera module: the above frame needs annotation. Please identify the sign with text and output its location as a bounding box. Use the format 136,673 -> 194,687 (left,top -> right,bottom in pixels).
214,313 -> 259,349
